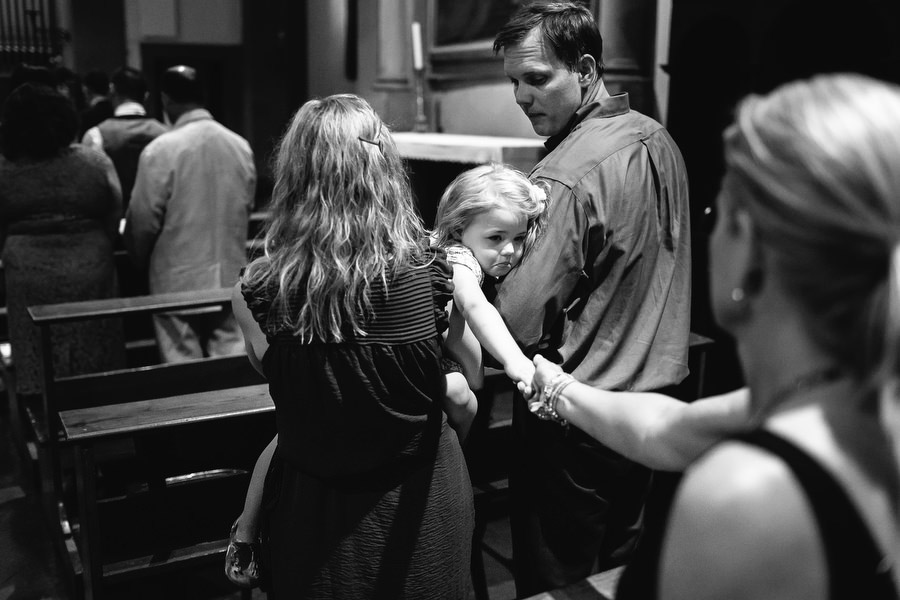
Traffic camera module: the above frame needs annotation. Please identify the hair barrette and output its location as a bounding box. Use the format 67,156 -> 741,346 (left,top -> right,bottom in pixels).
358,136 -> 382,152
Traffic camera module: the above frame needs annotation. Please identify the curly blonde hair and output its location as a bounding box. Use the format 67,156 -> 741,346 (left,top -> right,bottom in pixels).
432,163 -> 547,257
244,94 -> 427,341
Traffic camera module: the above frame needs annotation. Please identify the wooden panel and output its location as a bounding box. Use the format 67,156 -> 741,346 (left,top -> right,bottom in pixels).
60,384 -> 273,442
28,288 -> 233,325
54,354 -> 264,411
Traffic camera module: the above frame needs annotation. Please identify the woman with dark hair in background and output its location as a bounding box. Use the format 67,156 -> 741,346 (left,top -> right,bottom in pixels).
0,83 -> 124,398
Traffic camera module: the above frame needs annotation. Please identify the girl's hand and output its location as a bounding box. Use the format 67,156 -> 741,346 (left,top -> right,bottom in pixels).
506,358 -> 535,398
527,354 -> 564,414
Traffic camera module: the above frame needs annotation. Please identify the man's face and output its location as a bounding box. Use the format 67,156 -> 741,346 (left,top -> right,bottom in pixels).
503,28 -> 584,137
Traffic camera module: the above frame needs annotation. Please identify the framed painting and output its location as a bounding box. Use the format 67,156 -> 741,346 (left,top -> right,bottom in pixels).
429,0 -> 596,82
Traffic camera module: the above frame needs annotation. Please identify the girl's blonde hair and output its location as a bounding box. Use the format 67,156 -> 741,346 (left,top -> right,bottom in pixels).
243,94 -> 427,341
432,163 -> 547,255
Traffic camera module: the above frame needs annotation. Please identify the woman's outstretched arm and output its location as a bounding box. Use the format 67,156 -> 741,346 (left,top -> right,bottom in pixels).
531,355 -> 752,471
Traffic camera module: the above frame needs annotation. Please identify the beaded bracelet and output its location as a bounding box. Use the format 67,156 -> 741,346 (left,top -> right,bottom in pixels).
531,372 -> 575,425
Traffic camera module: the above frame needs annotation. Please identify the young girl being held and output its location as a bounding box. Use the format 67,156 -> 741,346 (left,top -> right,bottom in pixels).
225,162 -> 545,590
433,163 -> 546,442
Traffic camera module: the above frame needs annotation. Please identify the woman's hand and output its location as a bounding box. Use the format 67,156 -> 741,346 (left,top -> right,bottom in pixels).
533,354 -> 564,389
523,354 -> 565,410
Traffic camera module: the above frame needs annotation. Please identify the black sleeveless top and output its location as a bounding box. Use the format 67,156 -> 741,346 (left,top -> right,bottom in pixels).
616,429 -> 897,600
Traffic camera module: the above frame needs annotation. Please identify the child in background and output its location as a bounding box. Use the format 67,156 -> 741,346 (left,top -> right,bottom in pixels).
225,160 -> 545,589
433,162 -> 546,442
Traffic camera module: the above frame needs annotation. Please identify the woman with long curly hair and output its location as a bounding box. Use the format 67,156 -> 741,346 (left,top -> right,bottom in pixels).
229,94 -> 473,598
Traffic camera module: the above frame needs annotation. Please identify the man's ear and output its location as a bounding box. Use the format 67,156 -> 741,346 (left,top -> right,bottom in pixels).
577,54 -> 597,86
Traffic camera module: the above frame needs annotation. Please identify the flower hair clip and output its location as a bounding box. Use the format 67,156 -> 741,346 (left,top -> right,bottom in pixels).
528,182 -> 547,203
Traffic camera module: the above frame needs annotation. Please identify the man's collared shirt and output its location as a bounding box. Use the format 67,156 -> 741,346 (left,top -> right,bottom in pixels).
125,108 -> 256,294
81,101 -> 148,150
495,93 -> 692,391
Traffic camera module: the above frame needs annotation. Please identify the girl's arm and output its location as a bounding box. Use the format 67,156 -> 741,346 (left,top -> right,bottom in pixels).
452,264 -> 534,389
443,297 -> 484,390
231,281 -> 269,376
532,355 -> 751,471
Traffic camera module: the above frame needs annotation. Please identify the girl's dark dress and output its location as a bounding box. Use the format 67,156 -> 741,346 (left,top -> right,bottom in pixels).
242,253 -> 474,599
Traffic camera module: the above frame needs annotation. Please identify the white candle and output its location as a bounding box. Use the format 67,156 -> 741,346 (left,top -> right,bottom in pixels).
411,21 -> 424,71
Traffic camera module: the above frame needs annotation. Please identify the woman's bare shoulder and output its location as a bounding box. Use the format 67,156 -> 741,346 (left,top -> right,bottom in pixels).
658,440 -> 825,600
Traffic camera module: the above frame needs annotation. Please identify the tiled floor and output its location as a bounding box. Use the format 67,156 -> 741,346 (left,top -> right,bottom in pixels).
0,390 -> 518,600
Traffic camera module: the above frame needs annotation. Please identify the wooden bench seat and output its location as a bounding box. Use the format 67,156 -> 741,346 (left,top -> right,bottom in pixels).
24,288 -> 270,599
59,384 -> 273,599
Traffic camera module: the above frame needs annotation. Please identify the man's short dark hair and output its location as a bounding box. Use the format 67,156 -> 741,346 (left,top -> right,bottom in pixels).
111,67 -> 148,102
83,69 -> 110,96
161,65 -> 203,104
493,1 -> 604,77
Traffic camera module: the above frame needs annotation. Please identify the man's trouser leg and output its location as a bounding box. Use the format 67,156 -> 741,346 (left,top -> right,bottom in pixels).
204,307 -> 245,357
153,312 -> 203,363
508,390 -> 651,598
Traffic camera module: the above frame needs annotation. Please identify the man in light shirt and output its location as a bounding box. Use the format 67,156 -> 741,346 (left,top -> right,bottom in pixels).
125,65 -> 256,362
82,66 -> 167,211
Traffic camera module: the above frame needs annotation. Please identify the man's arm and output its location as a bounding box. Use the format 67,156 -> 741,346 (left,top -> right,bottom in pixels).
99,153 -> 123,241
232,281 -> 268,375
124,145 -> 170,268
82,126 -> 103,151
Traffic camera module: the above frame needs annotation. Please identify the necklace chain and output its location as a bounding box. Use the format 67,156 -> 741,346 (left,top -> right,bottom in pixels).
754,366 -> 843,423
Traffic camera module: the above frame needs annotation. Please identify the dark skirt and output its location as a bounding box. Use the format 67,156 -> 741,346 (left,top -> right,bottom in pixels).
262,419 -> 474,599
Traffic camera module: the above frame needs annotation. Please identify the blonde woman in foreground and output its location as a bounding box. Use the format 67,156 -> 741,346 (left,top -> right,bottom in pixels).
530,73 -> 900,599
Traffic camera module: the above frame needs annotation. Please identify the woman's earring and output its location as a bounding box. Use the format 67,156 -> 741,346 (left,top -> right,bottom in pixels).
731,287 -> 745,303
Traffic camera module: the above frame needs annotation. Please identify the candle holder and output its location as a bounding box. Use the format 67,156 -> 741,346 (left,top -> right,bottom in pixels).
413,69 -> 429,133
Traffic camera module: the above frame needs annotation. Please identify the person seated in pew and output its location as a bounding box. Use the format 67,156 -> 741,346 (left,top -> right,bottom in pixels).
525,73 -> 900,599
228,94 -> 474,598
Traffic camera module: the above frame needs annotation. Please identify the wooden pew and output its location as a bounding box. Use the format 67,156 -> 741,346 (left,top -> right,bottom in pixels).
59,384 -> 273,600
25,289 -> 268,599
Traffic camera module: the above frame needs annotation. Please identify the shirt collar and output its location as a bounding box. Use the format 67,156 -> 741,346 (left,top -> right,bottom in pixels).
544,93 -> 631,152
113,101 -> 147,117
173,108 -> 213,129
